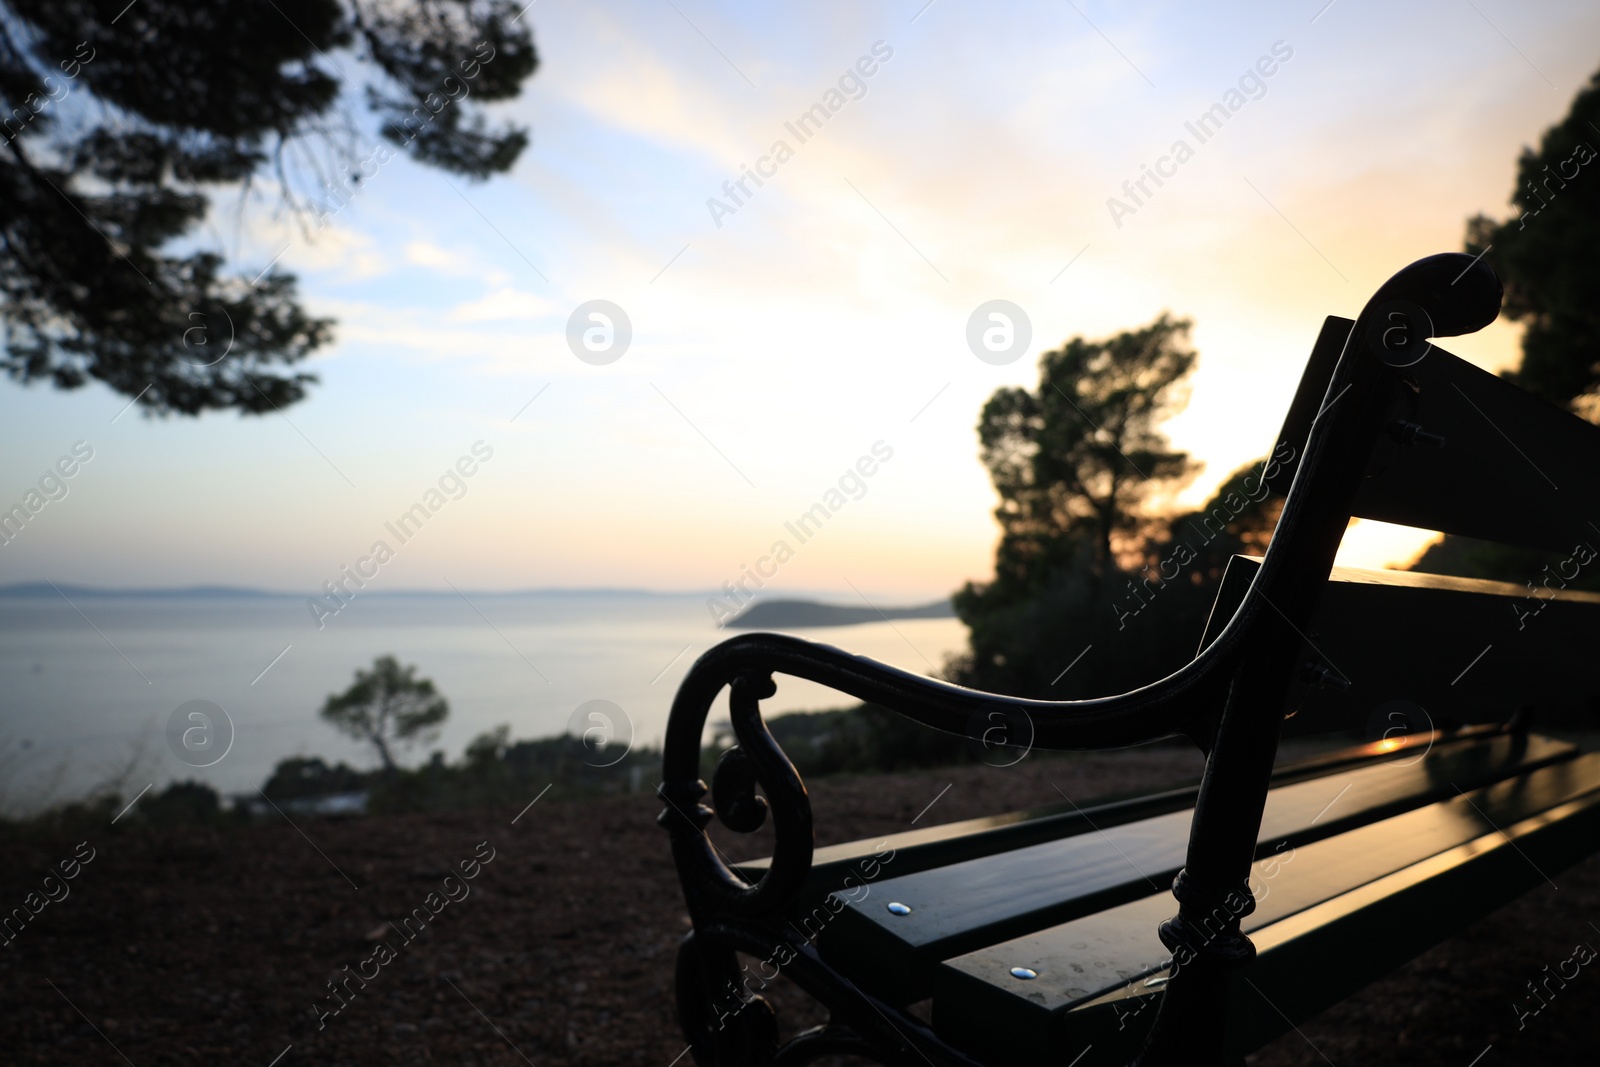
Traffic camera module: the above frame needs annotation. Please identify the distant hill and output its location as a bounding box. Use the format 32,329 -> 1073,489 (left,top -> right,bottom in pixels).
0,582 -> 278,599
725,598 -> 955,629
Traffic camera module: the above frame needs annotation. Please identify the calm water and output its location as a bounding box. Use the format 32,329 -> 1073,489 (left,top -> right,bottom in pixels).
0,592 -> 968,812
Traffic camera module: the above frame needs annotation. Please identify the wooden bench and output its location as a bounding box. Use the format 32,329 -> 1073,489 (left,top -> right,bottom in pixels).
657,253 -> 1600,1066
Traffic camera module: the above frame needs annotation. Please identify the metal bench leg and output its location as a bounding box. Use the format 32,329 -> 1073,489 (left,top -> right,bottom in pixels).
675,929 -> 780,1066
1137,628 -> 1304,1065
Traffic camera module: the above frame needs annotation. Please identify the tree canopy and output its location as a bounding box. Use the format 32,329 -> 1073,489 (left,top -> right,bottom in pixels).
976,312 -> 1200,588
1464,63 -> 1600,412
951,314 -> 1287,700
1411,61 -> 1600,586
320,654 -> 449,771
0,0 -> 537,416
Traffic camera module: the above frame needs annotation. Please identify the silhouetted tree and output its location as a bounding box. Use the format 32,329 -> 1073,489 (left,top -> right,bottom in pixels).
1411,62 -> 1600,584
953,314 -> 1219,698
1159,455 -> 1286,582
261,756 -> 368,800
975,313 -> 1201,583
321,655 -> 449,772
0,0 -> 538,415
1463,63 -> 1600,412
139,780 -> 223,825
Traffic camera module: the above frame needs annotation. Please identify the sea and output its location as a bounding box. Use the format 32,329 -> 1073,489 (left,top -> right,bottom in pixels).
0,590 -> 969,813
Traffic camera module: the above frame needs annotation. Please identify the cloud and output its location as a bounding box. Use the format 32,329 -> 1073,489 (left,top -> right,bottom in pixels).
404,240 -> 512,285
310,298 -> 532,360
450,287 -> 560,322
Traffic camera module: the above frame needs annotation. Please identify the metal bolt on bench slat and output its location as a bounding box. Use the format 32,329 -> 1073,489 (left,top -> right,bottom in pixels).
1010,967 -> 1039,980
1299,661 -> 1351,692
1390,419 -> 1446,447
886,902 -> 911,916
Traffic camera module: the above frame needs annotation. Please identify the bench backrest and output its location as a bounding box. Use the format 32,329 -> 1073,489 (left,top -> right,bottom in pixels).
1201,554 -> 1600,737
1267,315 -> 1600,551
1223,313 -> 1600,739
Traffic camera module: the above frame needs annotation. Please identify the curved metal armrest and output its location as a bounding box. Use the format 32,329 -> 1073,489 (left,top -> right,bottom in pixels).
663,631 -> 1225,772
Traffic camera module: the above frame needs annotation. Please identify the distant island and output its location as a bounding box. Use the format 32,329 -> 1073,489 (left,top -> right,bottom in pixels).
724,597 -> 955,629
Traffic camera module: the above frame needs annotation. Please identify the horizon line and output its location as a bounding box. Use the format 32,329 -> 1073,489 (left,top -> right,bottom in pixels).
0,580 -> 959,604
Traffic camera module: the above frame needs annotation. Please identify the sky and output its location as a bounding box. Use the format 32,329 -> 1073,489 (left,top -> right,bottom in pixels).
3,0 -> 1599,603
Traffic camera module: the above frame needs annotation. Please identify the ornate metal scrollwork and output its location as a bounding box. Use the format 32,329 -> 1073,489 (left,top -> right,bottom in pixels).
658,672 -> 814,918
674,931 -> 779,1066
711,744 -> 768,832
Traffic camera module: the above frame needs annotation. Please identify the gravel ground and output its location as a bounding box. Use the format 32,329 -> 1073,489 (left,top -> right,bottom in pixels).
3,743 -> 1596,1066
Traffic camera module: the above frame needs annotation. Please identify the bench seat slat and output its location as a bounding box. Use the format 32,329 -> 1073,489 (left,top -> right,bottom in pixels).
931,751 -> 1600,1062
734,727 -> 1513,902
818,732 -> 1573,1002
